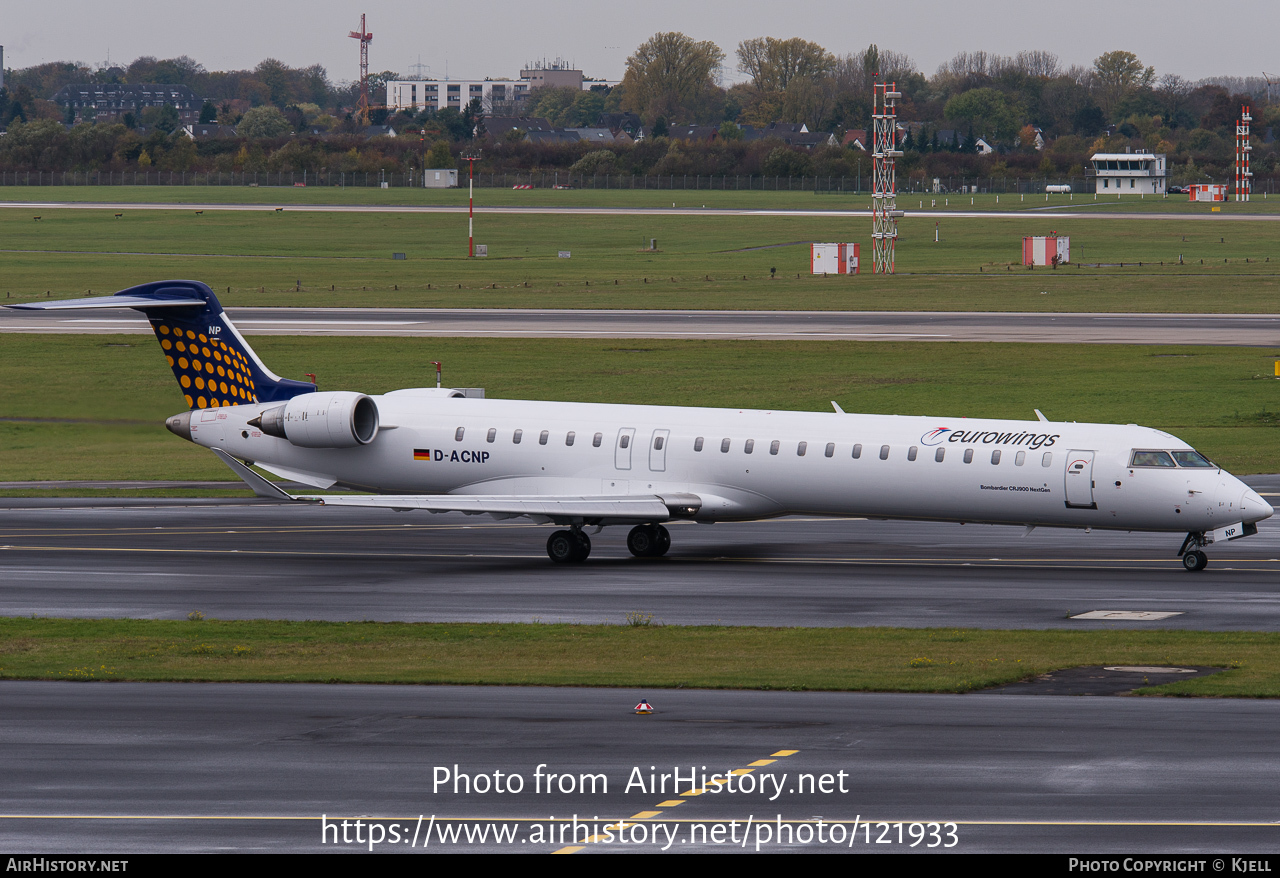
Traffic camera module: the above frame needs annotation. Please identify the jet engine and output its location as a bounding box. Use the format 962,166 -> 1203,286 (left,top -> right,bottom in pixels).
251,391 -> 379,448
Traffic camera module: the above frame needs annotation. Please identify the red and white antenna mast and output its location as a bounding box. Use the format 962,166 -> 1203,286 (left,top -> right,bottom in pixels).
871,80 -> 902,274
349,14 -> 373,122
1235,104 -> 1251,203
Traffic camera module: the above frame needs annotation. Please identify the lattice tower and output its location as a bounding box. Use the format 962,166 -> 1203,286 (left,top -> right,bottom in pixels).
349,14 -> 374,122
872,82 -> 903,274
1236,105 -> 1252,202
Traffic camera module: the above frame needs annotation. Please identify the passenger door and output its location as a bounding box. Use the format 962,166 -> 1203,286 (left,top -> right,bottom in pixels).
1064,450 -> 1096,508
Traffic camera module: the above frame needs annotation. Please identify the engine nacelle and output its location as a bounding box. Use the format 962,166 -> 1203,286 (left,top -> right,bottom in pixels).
253,391 -> 379,448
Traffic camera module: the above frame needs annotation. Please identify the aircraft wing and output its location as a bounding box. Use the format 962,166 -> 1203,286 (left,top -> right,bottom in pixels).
301,493 -> 702,522
210,449 -> 700,522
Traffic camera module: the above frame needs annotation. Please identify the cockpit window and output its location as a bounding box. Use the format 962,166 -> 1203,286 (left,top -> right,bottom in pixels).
1172,451 -> 1214,468
1130,450 -> 1176,467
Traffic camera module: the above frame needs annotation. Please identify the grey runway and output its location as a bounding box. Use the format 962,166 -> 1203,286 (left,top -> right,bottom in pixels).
2,682 -> 1278,853
3,489 -> 1279,629
6,306 -> 1280,345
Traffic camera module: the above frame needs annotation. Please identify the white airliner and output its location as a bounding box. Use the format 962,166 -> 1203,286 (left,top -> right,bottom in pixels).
11,281 -> 1272,570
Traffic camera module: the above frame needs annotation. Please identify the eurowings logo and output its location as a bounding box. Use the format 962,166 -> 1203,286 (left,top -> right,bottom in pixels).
921,427 -> 951,446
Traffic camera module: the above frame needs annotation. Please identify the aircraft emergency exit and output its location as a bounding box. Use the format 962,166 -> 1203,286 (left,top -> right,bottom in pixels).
10,280 -> 1272,569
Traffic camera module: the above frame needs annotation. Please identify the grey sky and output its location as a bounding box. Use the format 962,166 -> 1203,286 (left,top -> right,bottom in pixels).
4,0 -> 1275,85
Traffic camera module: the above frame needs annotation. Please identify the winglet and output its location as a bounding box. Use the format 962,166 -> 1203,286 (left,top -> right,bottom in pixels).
210,448 -> 299,501
1034,409 -> 1048,422
831,401 -> 846,414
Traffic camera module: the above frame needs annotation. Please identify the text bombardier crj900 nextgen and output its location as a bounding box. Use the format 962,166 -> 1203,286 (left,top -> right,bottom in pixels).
12,281 -> 1272,569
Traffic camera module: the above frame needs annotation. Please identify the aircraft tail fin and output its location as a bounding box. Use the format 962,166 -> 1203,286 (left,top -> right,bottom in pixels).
8,280 -> 315,410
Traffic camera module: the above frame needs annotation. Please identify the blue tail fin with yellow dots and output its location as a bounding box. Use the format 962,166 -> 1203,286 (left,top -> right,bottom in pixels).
7,280 -> 315,410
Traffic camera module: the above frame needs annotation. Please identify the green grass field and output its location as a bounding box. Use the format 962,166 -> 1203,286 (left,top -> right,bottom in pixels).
2,334 -> 1278,482
1,199 -> 1278,311
1,617 -> 1277,696
3,183 -> 1280,214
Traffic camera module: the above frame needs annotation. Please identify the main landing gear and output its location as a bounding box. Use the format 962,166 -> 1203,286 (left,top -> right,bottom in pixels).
546,528 -> 591,564
627,524 -> 670,558
1178,532 -> 1209,572
545,523 -> 672,563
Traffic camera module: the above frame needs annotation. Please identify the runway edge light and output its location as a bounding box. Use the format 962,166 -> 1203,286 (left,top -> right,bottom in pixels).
634,699 -> 654,715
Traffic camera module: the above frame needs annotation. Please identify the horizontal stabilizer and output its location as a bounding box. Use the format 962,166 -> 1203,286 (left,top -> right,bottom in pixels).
7,294 -> 207,311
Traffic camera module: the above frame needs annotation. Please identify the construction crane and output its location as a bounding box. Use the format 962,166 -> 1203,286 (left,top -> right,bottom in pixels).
349,14 -> 373,122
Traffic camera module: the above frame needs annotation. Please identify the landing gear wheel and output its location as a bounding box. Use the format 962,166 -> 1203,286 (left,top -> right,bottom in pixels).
547,530 -> 577,564
1182,550 -> 1208,572
653,525 -> 671,556
628,524 -> 668,558
573,530 -> 591,562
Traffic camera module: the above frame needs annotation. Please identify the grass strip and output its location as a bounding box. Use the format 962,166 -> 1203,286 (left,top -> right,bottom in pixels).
0,618 -> 1276,697
2,206 -> 1278,312
3,335 -> 1278,480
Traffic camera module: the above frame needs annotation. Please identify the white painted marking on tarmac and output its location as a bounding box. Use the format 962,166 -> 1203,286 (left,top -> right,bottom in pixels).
1103,666 -> 1197,673
1071,610 -> 1184,621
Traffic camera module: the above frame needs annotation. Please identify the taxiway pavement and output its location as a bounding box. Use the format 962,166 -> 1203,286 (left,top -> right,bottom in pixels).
3,683 -> 1279,853
5,306 -> 1280,346
3,488 -> 1279,630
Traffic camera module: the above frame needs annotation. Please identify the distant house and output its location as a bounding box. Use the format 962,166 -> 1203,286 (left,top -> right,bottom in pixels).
597,112 -> 643,139
52,83 -> 203,125
362,124 -> 398,138
182,123 -> 238,140
975,138 -> 994,155
484,116 -> 554,140
668,125 -> 719,142
565,128 -> 619,144
842,129 -> 868,150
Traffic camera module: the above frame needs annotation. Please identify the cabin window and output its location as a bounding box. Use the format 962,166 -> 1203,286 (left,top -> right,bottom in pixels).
852,443 -> 862,459
990,449 -> 1001,465
654,435 -> 664,450
513,429 -> 523,444
593,432 -> 602,447
935,447 -> 945,462
963,449 -> 974,464
721,438 -> 731,453
539,430 -> 549,445
770,440 -> 780,455
879,445 -> 890,460
486,428 -> 496,443
1131,450 -> 1176,468
694,437 -> 704,452
619,434 -> 630,449
907,445 -> 918,461
566,431 -> 576,446
1041,452 -> 1053,467
797,441 -> 807,456
1015,450 -> 1025,466
455,427 -> 465,441
744,439 -> 755,454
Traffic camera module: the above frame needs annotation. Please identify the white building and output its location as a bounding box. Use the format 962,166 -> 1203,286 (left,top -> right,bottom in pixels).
387,79 -> 532,114
1090,152 -> 1168,194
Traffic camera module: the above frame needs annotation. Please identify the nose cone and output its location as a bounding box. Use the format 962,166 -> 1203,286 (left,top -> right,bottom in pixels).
165,410 -> 192,442
1240,488 -> 1274,524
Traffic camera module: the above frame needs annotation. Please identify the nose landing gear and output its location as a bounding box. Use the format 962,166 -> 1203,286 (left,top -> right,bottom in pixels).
1178,532 -> 1209,572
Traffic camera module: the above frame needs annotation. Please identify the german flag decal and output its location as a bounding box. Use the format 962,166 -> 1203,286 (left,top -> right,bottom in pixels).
413,449 -> 432,461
